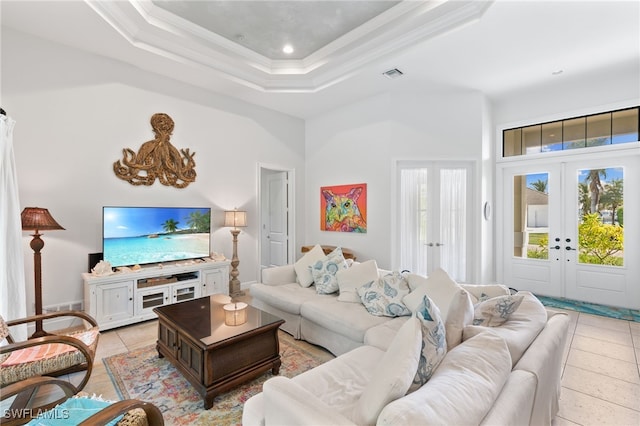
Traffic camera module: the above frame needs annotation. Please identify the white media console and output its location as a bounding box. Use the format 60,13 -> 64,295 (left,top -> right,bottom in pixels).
83,259 -> 230,330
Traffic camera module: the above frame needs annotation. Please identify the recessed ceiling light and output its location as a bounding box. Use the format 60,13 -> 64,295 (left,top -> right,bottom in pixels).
282,44 -> 294,55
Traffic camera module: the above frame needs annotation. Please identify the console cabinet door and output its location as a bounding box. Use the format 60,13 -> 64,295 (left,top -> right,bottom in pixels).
96,281 -> 134,324
136,287 -> 170,317
202,268 -> 228,296
172,281 -> 200,303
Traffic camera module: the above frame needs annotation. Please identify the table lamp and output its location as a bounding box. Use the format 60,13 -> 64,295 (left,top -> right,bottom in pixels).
224,209 -> 247,297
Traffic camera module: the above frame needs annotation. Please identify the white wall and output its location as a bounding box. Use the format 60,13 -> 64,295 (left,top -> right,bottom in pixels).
2,29 -> 305,313
305,89 -> 489,277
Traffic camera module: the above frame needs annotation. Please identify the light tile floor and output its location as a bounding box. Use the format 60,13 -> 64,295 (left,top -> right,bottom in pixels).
50,306 -> 640,425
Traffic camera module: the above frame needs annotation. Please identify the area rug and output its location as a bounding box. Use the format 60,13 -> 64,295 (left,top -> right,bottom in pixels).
537,295 -> 640,322
103,333 -> 332,425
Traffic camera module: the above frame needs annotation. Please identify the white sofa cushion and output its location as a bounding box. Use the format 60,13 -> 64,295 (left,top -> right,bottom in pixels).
353,316 -> 422,426
403,268 -> 460,321
300,298 -> 392,343
377,331 -> 512,426
294,244 -> 325,287
461,283 -> 511,304
444,288 -> 474,350
250,283 -> 326,315
464,291 -> 547,366
358,272 -> 411,317
285,345 -> 384,418
336,259 -> 379,303
310,247 -> 348,294
410,295 -> 447,392
473,294 -> 525,326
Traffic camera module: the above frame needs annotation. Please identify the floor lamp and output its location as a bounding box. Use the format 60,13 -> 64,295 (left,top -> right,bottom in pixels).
224,210 -> 247,297
21,207 -> 65,338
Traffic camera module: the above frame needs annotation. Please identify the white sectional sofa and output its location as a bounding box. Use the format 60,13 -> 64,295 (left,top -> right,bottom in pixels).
244,250 -> 570,426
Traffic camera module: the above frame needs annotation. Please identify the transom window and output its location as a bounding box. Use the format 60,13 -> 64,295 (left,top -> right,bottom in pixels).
503,106 -> 639,158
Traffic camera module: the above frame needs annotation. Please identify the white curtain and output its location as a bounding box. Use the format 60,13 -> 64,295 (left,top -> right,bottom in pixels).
399,168 -> 428,275
439,168 -> 467,281
1,114 -> 27,341
399,163 -> 469,281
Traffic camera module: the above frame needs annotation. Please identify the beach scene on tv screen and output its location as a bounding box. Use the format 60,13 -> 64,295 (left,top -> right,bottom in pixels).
103,207 -> 210,267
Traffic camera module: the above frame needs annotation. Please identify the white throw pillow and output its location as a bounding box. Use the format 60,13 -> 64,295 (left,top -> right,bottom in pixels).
403,268 -> 461,321
358,272 -> 412,317
294,244 -> 325,287
473,294 -> 525,327
336,260 -> 379,303
310,247 -> 348,294
444,289 -> 474,350
409,294 -> 447,393
353,316 -> 422,426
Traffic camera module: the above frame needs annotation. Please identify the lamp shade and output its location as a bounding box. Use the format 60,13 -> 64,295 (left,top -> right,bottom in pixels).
21,207 -> 65,232
224,210 -> 247,228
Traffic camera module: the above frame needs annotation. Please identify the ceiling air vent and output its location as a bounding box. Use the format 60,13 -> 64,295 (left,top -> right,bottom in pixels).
382,68 -> 404,79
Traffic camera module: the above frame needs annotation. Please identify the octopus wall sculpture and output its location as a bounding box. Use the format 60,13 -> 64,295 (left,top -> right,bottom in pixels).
113,113 -> 196,188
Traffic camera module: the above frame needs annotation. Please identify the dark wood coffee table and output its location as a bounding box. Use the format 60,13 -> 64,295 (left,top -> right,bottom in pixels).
154,296 -> 285,409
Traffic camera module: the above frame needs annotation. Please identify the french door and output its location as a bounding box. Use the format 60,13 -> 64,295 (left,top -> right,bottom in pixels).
500,152 -> 639,309
397,161 -> 473,282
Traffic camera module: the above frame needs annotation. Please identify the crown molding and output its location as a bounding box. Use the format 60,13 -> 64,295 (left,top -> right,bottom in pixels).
85,0 -> 492,93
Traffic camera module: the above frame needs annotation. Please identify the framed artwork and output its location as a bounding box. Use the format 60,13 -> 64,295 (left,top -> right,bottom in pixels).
320,183 -> 367,232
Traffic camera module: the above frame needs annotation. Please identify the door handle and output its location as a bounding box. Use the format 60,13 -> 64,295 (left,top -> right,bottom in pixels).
550,245 -> 561,250
426,243 -> 434,247
435,243 -> 444,247
565,246 -> 576,251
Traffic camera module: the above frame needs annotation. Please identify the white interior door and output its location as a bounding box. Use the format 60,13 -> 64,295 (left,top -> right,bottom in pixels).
265,171 -> 288,267
500,152 -> 639,309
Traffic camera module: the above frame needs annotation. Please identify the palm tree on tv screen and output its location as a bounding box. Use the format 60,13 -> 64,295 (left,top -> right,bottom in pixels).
187,211 -> 209,232
162,218 -> 179,233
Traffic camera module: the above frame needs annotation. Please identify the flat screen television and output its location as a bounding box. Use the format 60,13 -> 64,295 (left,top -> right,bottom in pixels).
102,206 -> 211,268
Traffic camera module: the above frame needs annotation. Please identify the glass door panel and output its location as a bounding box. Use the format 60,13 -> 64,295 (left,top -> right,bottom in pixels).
576,167 -> 624,266
513,172 -> 550,260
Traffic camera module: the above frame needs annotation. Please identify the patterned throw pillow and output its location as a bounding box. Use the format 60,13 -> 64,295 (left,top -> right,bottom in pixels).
409,294 -> 447,392
473,294 -> 525,326
357,272 -> 412,317
309,247 -> 348,294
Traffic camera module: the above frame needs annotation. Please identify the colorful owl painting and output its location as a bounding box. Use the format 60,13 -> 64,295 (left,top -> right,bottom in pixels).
321,183 -> 367,233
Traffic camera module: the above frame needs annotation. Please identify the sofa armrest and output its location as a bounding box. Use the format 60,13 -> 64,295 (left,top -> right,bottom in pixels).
261,265 -> 297,285
263,376 -> 357,425
514,312 -> 570,426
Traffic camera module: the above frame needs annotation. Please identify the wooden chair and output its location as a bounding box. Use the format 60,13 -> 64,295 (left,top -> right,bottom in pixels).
1,376 -> 164,425
0,311 -> 99,394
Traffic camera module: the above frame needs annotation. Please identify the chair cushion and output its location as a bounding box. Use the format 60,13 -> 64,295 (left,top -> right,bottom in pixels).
25,395 -> 122,426
250,283 -> 324,315
0,327 -> 99,386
